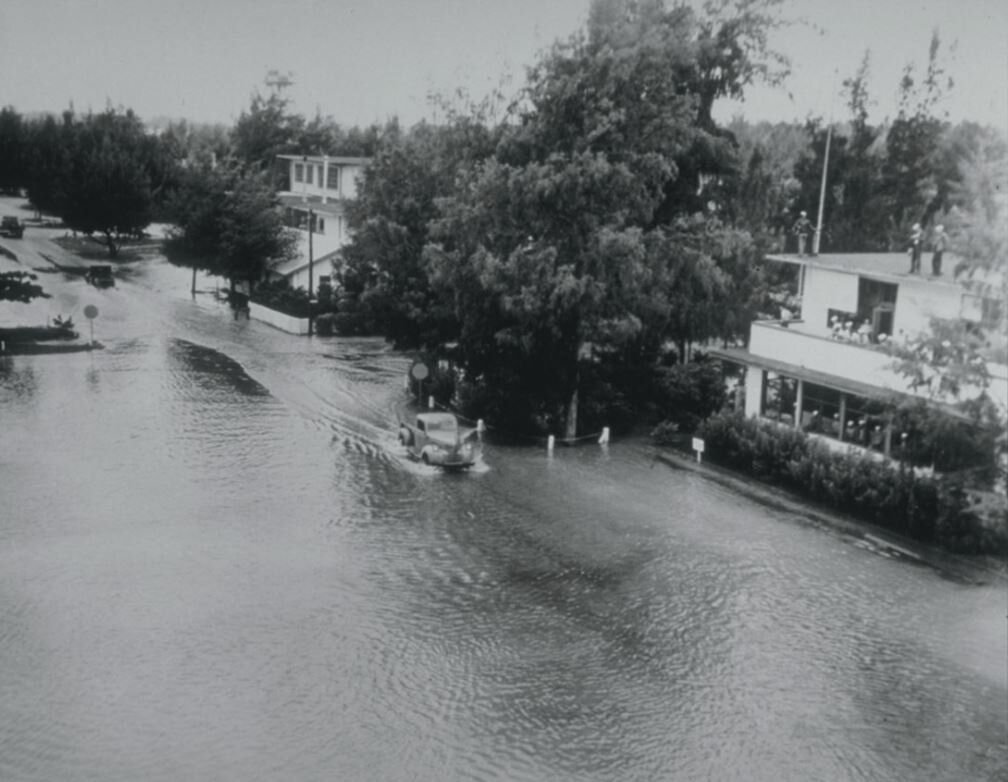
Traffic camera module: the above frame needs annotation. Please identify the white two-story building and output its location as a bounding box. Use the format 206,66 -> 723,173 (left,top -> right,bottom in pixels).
270,154 -> 370,292
710,252 -> 1006,459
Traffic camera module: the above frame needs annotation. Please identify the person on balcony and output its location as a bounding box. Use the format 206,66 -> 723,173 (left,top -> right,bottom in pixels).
931,224 -> 946,276
792,211 -> 814,256
908,223 -> 923,273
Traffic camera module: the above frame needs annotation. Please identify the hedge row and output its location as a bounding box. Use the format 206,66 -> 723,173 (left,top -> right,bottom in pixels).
696,411 -> 1007,556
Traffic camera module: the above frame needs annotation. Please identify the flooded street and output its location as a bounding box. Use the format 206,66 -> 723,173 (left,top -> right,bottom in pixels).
1,254 -> 1006,781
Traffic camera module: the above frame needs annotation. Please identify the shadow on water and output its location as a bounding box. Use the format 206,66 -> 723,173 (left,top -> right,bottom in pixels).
166,338 -> 270,397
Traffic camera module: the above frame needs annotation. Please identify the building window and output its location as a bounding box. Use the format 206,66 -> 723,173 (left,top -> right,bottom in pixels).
294,163 -> 303,183
306,165 -> 314,185
844,395 -> 889,452
327,165 -> 340,190
801,382 -> 843,439
761,371 -> 798,424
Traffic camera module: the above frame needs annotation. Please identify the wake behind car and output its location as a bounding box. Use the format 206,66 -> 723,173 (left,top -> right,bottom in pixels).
0,216 -> 24,238
398,412 -> 478,469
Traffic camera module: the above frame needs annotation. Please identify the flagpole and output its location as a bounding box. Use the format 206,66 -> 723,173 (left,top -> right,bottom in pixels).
813,124 -> 831,256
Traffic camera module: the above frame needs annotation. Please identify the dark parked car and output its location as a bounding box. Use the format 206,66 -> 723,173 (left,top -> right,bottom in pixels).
0,216 -> 24,238
85,265 -> 115,288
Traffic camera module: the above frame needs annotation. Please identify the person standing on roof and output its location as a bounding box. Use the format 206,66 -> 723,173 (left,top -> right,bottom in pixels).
908,223 -> 924,273
792,211 -> 814,256
931,224 -> 946,276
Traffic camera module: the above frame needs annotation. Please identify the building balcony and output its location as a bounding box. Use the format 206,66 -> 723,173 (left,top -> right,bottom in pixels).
748,320 -> 913,395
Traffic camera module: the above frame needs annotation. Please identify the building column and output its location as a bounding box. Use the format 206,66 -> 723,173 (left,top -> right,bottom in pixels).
838,395 -> 847,442
322,156 -> 329,204
794,379 -> 804,430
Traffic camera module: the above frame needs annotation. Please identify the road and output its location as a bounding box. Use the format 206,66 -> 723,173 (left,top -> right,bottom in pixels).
1,210 -> 1005,781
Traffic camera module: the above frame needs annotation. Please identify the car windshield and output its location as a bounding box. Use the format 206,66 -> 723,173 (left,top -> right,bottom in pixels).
422,416 -> 457,432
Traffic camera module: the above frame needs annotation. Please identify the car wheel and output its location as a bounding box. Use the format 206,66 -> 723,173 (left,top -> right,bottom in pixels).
421,453 -> 430,465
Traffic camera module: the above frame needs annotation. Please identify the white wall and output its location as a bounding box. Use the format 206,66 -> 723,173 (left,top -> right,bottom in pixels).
801,267 -> 858,334
249,302 -> 310,335
748,320 -> 1007,416
892,276 -> 966,336
287,160 -> 365,201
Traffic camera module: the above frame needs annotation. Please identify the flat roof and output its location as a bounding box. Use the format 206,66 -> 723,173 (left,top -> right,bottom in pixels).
276,193 -> 350,214
765,252 -> 965,289
277,154 -> 370,165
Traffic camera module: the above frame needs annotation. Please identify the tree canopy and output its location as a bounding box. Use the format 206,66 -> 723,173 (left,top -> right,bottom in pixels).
0,271 -> 48,303
165,161 -> 297,292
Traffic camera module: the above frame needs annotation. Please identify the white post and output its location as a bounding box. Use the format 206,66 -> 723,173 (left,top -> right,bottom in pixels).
477,419 -> 485,434
598,427 -> 610,445
547,435 -> 555,452
428,395 -> 435,409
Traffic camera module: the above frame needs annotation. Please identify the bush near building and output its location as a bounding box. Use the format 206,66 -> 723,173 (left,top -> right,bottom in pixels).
696,411 -> 1007,556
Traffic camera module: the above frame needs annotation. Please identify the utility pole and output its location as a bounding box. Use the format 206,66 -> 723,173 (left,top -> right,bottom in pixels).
813,124 -> 832,257
308,207 -> 314,337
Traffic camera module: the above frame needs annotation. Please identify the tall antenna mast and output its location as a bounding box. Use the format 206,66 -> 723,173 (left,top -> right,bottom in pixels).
265,70 -> 295,96
813,68 -> 839,256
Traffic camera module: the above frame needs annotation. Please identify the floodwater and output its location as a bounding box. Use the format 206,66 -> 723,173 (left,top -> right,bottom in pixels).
1,254 -> 1005,781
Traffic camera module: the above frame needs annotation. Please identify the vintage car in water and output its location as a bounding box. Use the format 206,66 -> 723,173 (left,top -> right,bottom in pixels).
85,265 -> 115,288
398,412 -> 478,469
0,215 -> 24,238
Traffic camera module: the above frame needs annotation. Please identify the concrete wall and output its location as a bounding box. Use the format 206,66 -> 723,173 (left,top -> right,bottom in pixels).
748,320 -> 1008,416
802,267 -> 858,333
892,276 -> 966,336
802,265 -> 974,339
287,160 -> 365,201
249,302 -> 310,335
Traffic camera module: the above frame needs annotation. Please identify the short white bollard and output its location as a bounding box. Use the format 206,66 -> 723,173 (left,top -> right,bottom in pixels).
477,419 -> 486,433
428,395 -> 435,409
598,427 -> 610,445
547,435 -> 555,452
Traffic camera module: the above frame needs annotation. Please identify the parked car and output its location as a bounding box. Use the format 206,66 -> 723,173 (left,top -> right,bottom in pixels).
85,265 -> 115,288
0,216 -> 24,238
398,412 -> 479,469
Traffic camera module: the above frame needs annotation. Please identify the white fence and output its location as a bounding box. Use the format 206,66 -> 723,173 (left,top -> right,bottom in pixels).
249,302 -> 310,335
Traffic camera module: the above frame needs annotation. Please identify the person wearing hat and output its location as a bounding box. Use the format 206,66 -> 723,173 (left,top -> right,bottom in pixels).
931,224 -> 946,276
792,210 -> 814,256
908,223 -> 923,273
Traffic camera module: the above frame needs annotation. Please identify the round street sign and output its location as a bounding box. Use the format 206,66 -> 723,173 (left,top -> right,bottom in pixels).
83,304 -> 99,320
410,362 -> 429,381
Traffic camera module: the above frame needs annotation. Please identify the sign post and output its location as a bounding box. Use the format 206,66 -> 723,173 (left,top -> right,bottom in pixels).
410,362 -> 429,403
691,436 -> 705,464
83,304 -> 99,345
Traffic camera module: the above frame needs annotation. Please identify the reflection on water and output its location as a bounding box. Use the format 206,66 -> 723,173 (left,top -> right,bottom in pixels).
0,258 -> 1005,782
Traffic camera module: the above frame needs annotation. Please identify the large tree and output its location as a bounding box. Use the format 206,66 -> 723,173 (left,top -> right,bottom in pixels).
343,114 -> 498,349
165,162 -> 297,296
0,107 -> 28,194
424,0 -> 784,437
26,108 -> 172,256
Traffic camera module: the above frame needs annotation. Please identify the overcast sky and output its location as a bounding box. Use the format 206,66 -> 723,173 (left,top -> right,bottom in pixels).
1,0 -> 1005,130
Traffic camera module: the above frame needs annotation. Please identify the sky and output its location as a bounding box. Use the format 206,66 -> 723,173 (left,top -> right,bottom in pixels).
1,0 -> 1005,131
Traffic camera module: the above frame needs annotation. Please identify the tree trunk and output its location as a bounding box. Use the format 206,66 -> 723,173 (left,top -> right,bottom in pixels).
564,370 -> 579,440
104,230 -> 118,258
191,266 -> 197,297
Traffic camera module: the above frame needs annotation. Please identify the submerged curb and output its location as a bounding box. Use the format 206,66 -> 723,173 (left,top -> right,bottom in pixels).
652,447 -> 1006,586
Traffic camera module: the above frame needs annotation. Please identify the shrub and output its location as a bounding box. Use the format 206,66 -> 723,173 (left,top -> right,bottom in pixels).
652,359 -> 727,431
695,411 -> 1003,555
650,421 -> 681,445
